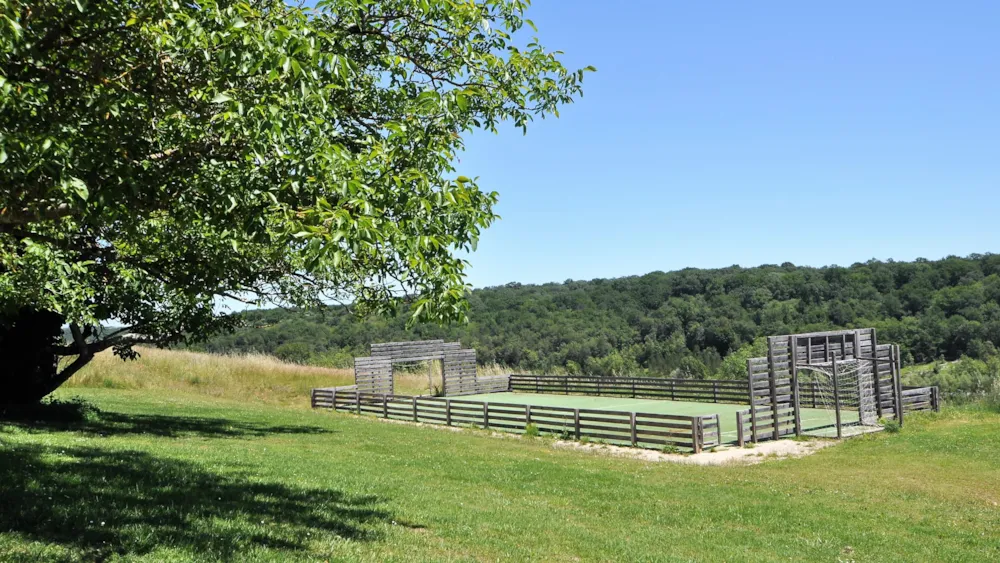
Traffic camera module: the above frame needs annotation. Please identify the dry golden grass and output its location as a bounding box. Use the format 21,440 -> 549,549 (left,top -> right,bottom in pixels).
476,361 -> 511,378
65,347 -> 357,408
66,347 -> 512,407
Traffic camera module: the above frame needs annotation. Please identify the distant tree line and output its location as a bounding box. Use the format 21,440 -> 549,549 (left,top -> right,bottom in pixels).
196,254 -> 1000,382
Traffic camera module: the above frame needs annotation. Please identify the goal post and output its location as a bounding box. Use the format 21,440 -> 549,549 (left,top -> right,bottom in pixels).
799,358 -> 880,437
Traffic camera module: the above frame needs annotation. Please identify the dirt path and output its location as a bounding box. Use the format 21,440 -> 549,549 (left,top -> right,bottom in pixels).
552,438 -> 835,465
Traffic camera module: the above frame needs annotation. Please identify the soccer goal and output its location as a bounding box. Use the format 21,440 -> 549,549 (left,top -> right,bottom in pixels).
797,357 -> 881,438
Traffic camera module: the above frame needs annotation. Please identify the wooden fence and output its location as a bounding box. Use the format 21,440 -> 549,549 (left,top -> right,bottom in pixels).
901,386 -> 940,413
509,374 -> 748,404
311,385 -> 357,409
312,389 -> 718,453
735,385 -> 940,446
785,382 -> 939,413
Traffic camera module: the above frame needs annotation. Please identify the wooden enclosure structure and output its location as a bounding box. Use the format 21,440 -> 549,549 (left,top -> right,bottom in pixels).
312,332 -> 939,453
313,339 -> 509,399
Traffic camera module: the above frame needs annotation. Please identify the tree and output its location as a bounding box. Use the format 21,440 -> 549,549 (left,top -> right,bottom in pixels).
0,0 -> 590,403
193,253 -> 1000,386
273,342 -> 313,365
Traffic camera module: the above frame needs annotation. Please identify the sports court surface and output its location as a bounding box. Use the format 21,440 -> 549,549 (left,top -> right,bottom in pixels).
461,391 -> 860,443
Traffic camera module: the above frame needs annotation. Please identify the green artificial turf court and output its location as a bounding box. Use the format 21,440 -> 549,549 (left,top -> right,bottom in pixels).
461,391 -> 862,443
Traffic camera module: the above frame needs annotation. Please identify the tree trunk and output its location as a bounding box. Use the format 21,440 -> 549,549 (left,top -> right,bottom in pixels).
0,308 -> 90,405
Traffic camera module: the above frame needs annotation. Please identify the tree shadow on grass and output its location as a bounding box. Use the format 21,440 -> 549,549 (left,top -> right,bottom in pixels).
0,398 -> 332,439
0,441 -> 390,561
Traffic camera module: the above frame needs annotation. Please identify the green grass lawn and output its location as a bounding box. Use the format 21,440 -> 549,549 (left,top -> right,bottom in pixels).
2,388 -> 998,562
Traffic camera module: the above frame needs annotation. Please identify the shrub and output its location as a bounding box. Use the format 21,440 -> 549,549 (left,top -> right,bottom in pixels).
662,445 -> 680,454
881,418 -> 901,434
985,379 -> 1000,413
274,342 -> 313,365
523,423 -> 540,438
716,337 -> 768,380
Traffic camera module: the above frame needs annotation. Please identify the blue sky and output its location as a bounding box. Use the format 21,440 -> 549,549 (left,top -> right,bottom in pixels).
455,1 -> 1000,288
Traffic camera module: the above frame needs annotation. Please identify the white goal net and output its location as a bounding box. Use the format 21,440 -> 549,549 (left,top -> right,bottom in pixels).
799,359 -> 880,437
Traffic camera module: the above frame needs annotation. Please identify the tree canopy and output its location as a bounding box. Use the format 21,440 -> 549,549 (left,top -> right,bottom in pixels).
0,0 -> 589,402
199,255 -> 1000,379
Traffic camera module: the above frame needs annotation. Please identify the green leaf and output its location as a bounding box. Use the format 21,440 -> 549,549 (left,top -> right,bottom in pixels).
211,92 -> 233,104
67,177 -> 89,201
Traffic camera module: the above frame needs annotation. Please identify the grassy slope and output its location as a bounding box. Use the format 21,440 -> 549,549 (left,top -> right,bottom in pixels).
64,347 -> 466,406
2,385 -> 998,562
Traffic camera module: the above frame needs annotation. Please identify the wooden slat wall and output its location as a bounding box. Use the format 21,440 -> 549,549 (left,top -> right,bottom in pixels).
744,336 -> 796,443
735,408 -> 751,447
321,391 -> 709,452
354,357 -> 393,395
901,386 -> 940,413
874,344 -> 899,419
310,385 -> 357,409
508,375 -> 749,403
370,340 -> 461,360
442,348 -> 479,396
351,340 -> 505,399
791,328 -> 876,364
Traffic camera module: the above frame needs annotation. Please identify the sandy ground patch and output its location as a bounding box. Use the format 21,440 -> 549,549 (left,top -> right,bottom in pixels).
552,437 -> 835,465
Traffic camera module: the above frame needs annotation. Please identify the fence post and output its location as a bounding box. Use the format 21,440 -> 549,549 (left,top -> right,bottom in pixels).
630,412 -> 637,447
873,359 -> 884,418
747,360 -> 758,443
332,388 -> 337,411
412,396 -> 418,422
356,391 -> 361,415
737,411 -> 745,447
832,360 -> 843,439
715,414 -> 721,447
932,386 -> 940,412
894,346 -> 904,426
692,417 -> 702,454
483,402 -> 489,429
525,404 -> 532,428
446,399 -> 452,426
383,394 -> 388,418
713,381 -> 719,403
790,336 -> 801,437
671,380 -> 676,401
573,408 -> 581,439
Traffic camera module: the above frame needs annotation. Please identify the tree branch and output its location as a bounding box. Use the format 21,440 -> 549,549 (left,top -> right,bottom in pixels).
0,203 -> 78,226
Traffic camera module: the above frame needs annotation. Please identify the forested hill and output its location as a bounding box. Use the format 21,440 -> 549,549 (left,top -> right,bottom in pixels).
197,254 -> 1000,378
